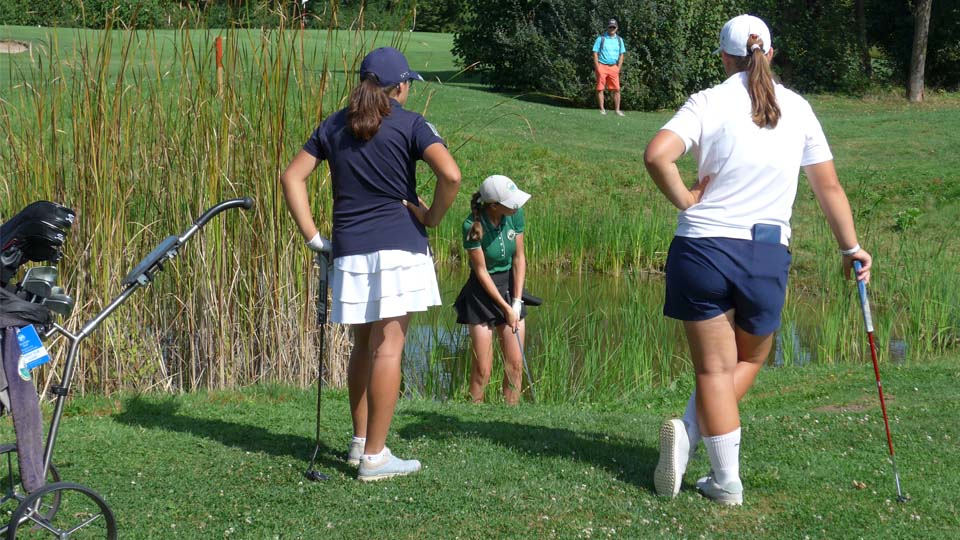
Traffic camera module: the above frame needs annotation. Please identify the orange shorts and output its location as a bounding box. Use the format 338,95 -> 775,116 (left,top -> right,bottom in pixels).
596,63 -> 620,91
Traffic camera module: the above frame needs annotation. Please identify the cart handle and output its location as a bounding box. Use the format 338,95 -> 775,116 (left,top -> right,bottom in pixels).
180,197 -> 254,244
194,197 -> 254,229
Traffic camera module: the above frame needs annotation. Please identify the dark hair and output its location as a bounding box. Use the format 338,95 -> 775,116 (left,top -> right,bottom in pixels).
467,192 -> 485,242
732,34 -> 781,128
347,76 -> 395,141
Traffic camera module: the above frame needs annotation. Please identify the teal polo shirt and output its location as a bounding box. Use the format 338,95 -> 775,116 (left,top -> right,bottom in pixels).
461,208 -> 525,274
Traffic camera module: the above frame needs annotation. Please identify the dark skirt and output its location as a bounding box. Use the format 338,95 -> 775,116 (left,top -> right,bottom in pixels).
454,270 -> 528,326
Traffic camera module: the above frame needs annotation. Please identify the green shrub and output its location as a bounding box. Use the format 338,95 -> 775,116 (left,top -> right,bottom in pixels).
453,0 -> 740,110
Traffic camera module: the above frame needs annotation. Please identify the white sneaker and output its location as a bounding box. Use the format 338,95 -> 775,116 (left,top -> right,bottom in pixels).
696,473 -> 743,506
600,109 -> 607,115
346,439 -> 364,467
654,419 -> 690,497
615,111 -> 625,117
357,448 -> 421,482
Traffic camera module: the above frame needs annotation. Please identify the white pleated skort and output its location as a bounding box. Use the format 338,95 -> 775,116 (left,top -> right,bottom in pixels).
331,249 -> 442,324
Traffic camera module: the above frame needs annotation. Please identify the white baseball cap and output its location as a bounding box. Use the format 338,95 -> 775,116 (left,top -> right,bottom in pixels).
479,175 -> 531,210
714,14 -> 772,57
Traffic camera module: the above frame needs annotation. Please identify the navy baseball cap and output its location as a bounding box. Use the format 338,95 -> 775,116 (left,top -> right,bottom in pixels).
359,47 -> 424,87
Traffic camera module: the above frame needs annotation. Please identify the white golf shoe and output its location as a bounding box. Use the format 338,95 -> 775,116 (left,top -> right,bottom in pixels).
346,439 -> 364,467
654,419 -> 690,497
357,448 -> 421,482
696,473 -> 744,506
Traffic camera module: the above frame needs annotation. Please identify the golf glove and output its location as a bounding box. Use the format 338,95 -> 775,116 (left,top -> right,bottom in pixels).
307,232 -> 332,253
511,298 -> 523,319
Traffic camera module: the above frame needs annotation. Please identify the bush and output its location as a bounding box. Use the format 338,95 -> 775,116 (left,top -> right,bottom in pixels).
743,0 -> 871,94
453,0 -> 740,110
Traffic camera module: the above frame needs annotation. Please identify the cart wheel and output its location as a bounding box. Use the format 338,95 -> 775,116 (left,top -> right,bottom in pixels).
7,482 -> 116,540
0,461 -> 62,522
27,464 -> 62,523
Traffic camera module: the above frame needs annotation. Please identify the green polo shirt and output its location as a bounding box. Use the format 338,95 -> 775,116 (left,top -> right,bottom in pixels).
461,208 -> 525,274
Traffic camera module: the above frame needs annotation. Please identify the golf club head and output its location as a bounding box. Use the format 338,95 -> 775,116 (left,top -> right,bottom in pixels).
42,293 -> 74,317
21,265 -> 58,285
304,470 -> 329,482
897,494 -> 911,503
21,279 -> 53,300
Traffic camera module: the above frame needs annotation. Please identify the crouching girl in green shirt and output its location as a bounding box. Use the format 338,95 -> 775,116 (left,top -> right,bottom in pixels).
454,175 -> 532,405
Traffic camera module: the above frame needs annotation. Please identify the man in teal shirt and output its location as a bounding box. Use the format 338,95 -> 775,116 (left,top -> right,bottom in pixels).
592,18 -> 626,116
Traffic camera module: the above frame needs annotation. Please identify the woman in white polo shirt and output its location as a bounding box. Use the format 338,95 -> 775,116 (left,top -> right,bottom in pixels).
643,15 -> 872,505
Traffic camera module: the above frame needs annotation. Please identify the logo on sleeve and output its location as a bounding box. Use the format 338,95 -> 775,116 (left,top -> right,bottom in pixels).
507,229 -> 517,241
426,122 -> 441,138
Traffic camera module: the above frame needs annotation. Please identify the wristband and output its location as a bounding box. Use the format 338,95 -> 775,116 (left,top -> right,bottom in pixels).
839,243 -> 860,256
511,298 -> 523,313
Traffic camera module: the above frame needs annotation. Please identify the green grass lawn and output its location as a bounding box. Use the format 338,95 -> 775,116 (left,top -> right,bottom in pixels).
0,358 -> 954,539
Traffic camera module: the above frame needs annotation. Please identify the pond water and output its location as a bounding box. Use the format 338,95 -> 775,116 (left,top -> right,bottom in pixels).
401,268 -> 907,402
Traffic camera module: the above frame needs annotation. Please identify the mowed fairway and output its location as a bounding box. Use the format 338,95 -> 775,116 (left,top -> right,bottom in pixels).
0,25 -> 959,539
0,361 -> 954,539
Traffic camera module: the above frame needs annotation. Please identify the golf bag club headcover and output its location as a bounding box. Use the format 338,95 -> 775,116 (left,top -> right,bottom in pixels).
1,201 -> 76,286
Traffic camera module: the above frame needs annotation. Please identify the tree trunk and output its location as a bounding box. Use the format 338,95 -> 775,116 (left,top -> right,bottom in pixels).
855,0 -> 871,77
908,0 -> 934,102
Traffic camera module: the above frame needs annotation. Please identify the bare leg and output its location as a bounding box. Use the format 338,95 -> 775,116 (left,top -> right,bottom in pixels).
614,90 -> 621,113
684,311 -> 774,436
358,315 -> 410,455
348,323 -> 372,438
468,323 -> 495,403
597,90 -> 605,112
684,312 -> 739,436
497,320 -> 526,405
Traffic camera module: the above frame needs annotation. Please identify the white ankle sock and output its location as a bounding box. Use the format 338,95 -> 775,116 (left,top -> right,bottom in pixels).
362,447 -> 388,463
681,391 -> 701,456
703,428 -> 741,486
352,436 -> 366,445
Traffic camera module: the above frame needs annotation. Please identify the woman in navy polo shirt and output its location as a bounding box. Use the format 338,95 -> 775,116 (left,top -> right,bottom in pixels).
454,175 -> 531,405
644,15 -> 872,504
281,47 -> 461,481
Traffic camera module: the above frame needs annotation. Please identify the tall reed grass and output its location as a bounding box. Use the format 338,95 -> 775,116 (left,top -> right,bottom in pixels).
0,8 -> 407,393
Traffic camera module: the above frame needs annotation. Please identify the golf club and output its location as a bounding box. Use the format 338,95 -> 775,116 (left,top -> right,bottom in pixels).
852,260 -> 909,503
19,266 -> 59,302
515,330 -> 536,403
42,293 -> 75,317
305,250 -> 331,482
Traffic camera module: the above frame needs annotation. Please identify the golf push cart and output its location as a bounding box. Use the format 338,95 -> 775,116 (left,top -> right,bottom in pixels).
0,197 -> 253,538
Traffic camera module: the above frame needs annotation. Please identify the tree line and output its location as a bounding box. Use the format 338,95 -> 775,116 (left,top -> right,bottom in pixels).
0,1 -> 951,106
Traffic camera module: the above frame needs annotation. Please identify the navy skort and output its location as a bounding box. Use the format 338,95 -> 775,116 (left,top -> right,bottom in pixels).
663,236 -> 791,336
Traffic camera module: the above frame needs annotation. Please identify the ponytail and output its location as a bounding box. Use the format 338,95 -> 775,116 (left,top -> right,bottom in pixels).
467,192 -> 484,242
733,34 -> 781,128
347,76 -> 395,140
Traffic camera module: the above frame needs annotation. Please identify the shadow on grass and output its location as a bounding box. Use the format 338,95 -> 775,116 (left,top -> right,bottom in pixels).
398,410 -> 658,492
112,396 -> 354,477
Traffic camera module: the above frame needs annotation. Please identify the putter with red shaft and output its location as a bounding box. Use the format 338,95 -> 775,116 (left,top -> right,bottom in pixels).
305,251 -> 331,482
852,260 -> 909,503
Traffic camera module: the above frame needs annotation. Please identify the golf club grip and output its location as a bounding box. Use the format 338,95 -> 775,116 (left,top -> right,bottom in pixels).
193,197 -> 255,228
852,260 -> 874,333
